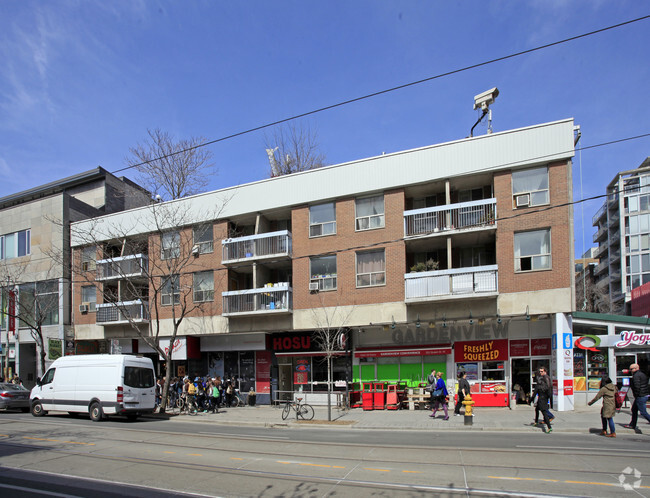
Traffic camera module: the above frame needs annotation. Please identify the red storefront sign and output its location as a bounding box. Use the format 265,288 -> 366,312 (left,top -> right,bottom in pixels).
355,345 -> 451,358
509,339 -> 530,357
531,338 -> 552,356
270,332 -> 312,352
563,379 -> 574,396
255,350 -> 272,394
8,289 -> 16,337
455,339 -> 509,362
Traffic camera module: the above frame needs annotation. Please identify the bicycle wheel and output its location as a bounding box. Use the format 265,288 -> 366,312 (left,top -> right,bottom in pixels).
298,403 -> 314,421
281,402 -> 291,420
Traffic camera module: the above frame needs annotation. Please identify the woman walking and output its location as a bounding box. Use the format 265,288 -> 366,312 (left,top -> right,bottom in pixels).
588,376 -> 617,437
430,371 -> 449,420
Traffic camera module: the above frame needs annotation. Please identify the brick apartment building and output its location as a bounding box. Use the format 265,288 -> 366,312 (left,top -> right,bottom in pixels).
71,118 -> 579,410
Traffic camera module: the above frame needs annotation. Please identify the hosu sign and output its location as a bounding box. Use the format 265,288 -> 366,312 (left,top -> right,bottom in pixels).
271,333 -> 312,352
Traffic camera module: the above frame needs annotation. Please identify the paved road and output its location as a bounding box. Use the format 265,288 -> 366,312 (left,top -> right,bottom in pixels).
1,412 -> 649,496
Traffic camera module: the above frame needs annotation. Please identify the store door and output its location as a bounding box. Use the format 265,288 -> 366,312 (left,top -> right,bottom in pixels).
511,358 -> 531,404
278,364 -> 292,401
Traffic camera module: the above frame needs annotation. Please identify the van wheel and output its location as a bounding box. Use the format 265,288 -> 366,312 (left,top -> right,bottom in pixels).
89,402 -> 104,422
31,400 -> 46,417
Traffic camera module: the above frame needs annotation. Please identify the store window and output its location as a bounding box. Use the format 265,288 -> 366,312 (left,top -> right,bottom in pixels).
356,249 -> 385,287
514,229 -> 551,272
512,166 -> 549,207
310,255 -> 337,291
309,203 -> 336,237
355,195 -> 385,231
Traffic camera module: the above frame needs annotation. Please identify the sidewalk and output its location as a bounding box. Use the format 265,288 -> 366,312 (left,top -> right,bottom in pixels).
151,403 -> 650,435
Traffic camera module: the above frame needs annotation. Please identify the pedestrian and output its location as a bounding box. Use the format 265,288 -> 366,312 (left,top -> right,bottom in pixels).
623,363 -> 650,430
430,371 -> 449,420
531,368 -> 553,433
210,378 -> 220,413
454,371 -> 470,416
588,376 -> 617,437
155,378 -> 162,410
225,380 -> 233,407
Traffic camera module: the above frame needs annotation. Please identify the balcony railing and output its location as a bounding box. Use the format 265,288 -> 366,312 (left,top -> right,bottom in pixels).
594,259 -> 608,275
96,300 -> 149,324
222,230 -> 292,264
405,265 -> 498,302
404,198 -> 496,238
592,201 -> 607,225
592,226 -> 607,244
96,254 -> 148,281
222,284 -> 292,316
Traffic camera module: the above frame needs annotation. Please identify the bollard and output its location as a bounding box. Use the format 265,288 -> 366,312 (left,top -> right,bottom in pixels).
462,394 -> 475,426
510,393 -> 517,410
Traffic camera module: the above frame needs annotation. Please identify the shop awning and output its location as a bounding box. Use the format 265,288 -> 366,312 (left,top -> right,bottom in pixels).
355,345 -> 451,358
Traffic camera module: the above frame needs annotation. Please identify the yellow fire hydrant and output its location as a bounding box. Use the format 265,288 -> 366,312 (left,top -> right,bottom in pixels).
462,394 -> 475,425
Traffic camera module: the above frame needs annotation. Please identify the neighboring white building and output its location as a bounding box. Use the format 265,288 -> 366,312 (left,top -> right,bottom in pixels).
0,168 -> 149,386
592,157 -> 650,314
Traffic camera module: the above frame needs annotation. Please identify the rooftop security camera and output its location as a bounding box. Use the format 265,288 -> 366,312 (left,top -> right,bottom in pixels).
473,87 -> 499,111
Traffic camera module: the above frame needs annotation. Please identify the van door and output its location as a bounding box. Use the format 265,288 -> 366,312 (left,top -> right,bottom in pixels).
37,368 -> 56,411
123,364 -> 156,411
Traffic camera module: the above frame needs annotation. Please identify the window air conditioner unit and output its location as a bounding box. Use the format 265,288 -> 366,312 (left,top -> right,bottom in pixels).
79,303 -> 89,313
191,244 -> 200,256
515,194 -> 530,207
308,282 -> 319,291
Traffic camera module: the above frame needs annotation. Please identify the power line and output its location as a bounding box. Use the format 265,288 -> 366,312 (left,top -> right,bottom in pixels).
110,14 -> 650,176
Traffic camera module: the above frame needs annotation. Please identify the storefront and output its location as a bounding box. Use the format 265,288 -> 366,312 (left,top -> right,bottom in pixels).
572,311 -> 650,406
270,331 -> 352,405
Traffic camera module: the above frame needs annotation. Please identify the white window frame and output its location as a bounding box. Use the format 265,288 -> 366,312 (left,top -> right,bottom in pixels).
81,285 -> 97,312
512,166 -> 549,208
193,271 -> 214,303
514,229 -> 551,272
0,229 -> 31,260
161,231 -> 180,260
356,249 -> 386,288
309,203 -> 336,238
355,195 -> 385,231
161,275 -> 180,306
193,225 -> 214,254
310,255 -> 337,291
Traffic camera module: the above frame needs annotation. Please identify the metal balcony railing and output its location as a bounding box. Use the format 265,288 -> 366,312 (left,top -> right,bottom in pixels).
594,259 -> 608,275
404,198 -> 496,237
96,254 -> 148,281
96,300 -> 149,324
222,284 -> 292,316
405,265 -> 498,302
222,230 -> 292,264
592,226 -> 607,244
592,201 -> 607,225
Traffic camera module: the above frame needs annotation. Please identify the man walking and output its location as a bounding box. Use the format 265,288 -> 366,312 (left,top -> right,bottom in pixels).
454,371 -> 470,416
624,363 -> 650,430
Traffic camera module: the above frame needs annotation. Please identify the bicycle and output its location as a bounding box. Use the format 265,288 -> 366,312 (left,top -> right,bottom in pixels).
281,397 -> 314,421
177,394 -> 198,415
229,389 -> 247,407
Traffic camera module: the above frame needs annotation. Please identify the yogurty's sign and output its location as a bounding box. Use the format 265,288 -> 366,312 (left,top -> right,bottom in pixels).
574,331 -> 650,350
617,330 -> 650,348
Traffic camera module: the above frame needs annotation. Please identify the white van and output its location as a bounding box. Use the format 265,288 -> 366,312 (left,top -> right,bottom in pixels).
30,354 -> 156,421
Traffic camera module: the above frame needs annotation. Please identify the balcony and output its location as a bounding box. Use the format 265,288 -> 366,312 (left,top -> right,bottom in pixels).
96,254 -> 148,281
96,300 -> 149,325
592,225 -> 608,244
593,243 -> 608,259
405,265 -> 498,302
404,198 -> 496,238
593,259 -> 608,276
222,284 -> 292,316
592,201 -> 607,225
222,230 -> 292,265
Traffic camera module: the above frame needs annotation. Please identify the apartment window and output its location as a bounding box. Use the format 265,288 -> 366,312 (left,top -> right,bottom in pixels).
81,246 -> 96,271
81,286 -> 97,312
514,229 -> 551,272
161,275 -> 180,305
512,166 -> 549,207
193,225 -> 214,254
355,195 -> 385,231
193,271 -> 214,302
1,229 -> 31,260
17,280 -> 59,327
310,255 -> 337,291
161,231 -> 180,260
356,249 -> 386,287
309,203 -> 336,237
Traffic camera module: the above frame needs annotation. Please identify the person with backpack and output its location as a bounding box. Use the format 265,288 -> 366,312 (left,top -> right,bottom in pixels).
186,377 -> 198,413
588,376 -> 617,437
210,378 -> 220,413
454,371 -> 470,416
430,371 -> 449,420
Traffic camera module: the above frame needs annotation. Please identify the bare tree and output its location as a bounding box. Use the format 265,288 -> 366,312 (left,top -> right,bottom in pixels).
265,121 -> 326,177
70,200 -> 227,413
575,267 -> 622,314
0,262 -> 60,377
126,128 -> 215,201
310,294 -> 354,421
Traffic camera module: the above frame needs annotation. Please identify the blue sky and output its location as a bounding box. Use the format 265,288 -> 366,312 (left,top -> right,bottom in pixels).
1,1 -> 649,258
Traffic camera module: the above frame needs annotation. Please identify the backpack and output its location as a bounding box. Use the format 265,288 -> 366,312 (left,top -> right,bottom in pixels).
188,383 -> 197,395
615,389 -> 623,409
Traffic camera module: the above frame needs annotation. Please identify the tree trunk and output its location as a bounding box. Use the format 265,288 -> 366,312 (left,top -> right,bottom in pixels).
327,354 -> 332,421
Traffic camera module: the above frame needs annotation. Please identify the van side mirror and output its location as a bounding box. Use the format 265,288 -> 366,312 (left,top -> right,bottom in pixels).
36,378 -> 42,387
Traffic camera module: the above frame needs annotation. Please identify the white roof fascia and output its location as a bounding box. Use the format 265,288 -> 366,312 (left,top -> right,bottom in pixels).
71,118 -> 575,246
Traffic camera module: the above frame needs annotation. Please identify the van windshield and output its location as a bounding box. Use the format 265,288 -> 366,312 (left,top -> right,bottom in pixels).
124,367 -> 155,389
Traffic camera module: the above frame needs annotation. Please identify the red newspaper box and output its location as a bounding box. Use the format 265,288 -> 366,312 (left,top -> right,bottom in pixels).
373,382 -> 387,410
362,382 -> 374,411
386,384 -> 399,410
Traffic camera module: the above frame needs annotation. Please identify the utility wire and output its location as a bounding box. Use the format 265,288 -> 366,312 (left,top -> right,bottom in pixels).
110,14 -> 650,176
